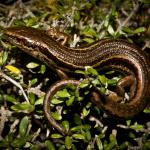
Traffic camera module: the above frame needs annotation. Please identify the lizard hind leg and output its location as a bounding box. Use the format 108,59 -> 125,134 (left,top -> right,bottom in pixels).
90,75 -> 139,118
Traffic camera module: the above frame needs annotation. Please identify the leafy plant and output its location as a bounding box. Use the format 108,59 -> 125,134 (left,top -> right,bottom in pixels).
0,0 -> 149,149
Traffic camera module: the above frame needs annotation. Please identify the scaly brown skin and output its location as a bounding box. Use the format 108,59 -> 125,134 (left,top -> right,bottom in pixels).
3,26 -> 150,135
44,79 -> 80,135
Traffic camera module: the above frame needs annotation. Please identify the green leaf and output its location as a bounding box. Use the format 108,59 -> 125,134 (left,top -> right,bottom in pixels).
24,17 -> 37,26
62,120 -> 70,131
143,107 -> 150,113
73,114 -> 82,125
70,125 -> 91,132
66,96 -> 75,106
0,51 -> 8,66
11,103 -> 34,113
92,79 -> 100,86
35,97 -> 44,105
126,120 -> 131,126
107,78 -> 118,86
98,133 -> 105,139
3,94 -> 17,103
40,64 -> 46,74
56,89 -> 70,98
81,26 -> 97,37
122,26 -> 146,35
130,122 -> 144,131
74,10 -> 80,21
104,134 -> 117,150
105,70 -> 115,75
58,145 -> 66,150
82,38 -> 95,43
107,25 -> 115,36
99,87 -> 106,94
128,132 -> 136,139
19,116 -> 30,137
104,135 -> 117,150
11,137 -> 27,148
6,132 -> 14,143
72,134 -> 85,140
122,27 -> 134,34
104,16 -> 109,27
82,107 -> 90,117
12,20 -> 26,27
29,93 -> 35,105
109,134 -> 117,143
134,27 -> 146,33
51,133 -> 63,139
51,98 -> 64,105
86,102 -> 92,109
3,51 -> 8,64
65,136 -> 72,149
26,62 -> 39,69
79,80 -> 90,88
85,131 -> 91,141
98,75 -> 107,85
75,70 -> 85,75
51,112 -> 62,120
45,140 -> 56,150
29,78 -> 38,86
86,67 -> 99,76
96,136 -> 103,150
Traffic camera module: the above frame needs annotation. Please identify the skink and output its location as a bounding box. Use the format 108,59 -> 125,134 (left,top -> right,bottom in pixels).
3,26 -> 150,134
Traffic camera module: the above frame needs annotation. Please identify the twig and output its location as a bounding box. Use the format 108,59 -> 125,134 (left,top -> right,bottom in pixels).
10,119 -> 19,133
0,106 -> 12,140
121,8 -> 129,17
0,71 -> 29,103
0,4 -> 9,14
89,116 -> 103,128
27,87 -> 45,97
116,2 -> 139,33
142,40 -> 150,50
31,128 -> 41,142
